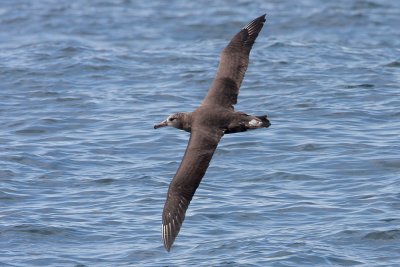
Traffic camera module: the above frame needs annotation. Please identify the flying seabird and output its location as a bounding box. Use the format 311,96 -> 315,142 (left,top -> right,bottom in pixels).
154,14 -> 269,252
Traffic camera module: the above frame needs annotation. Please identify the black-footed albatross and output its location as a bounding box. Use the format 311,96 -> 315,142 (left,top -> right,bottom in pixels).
154,14 -> 269,252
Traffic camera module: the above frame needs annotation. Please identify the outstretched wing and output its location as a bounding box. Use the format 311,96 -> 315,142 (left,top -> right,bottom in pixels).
202,14 -> 266,109
162,128 -> 223,251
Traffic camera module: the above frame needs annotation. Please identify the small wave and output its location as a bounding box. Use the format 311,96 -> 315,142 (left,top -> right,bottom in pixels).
92,178 -> 117,184
2,224 -> 75,237
385,60 -> 400,67
381,218 -> 399,223
29,90 -> 60,98
363,229 -> 400,240
267,41 -> 310,48
326,256 -> 364,266
344,84 -> 375,89
15,127 -> 47,135
0,191 -> 24,201
294,143 -> 324,152
373,158 -> 400,169
0,169 -> 16,179
271,171 -> 318,181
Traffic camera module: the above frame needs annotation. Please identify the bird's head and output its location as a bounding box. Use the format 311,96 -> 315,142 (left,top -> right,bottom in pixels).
154,113 -> 186,130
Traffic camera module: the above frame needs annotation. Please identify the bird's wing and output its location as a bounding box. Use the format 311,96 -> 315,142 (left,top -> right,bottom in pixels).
202,14 -> 266,110
162,127 -> 223,251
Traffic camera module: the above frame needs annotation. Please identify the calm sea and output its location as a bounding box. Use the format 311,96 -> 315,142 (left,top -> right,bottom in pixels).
1,0 -> 399,266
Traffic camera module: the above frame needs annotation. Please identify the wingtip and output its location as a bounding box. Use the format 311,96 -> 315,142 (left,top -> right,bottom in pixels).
243,14 -> 267,31
162,222 -> 175,252
164,243 -> 171,252
260,13 -> 267,24
256,13 -> 267,23
240,14 -> 267,48
253,13 -> 267,21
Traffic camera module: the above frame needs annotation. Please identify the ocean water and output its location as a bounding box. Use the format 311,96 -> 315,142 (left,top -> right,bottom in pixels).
1,0 -> 399,266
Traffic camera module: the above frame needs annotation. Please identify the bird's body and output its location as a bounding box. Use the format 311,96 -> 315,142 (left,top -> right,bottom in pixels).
154,14 -> 269,251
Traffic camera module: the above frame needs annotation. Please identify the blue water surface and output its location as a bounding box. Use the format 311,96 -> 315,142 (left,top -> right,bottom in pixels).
1,0 -> 400,266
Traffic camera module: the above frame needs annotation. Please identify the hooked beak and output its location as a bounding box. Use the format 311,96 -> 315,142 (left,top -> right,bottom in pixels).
154,120 -> 168,129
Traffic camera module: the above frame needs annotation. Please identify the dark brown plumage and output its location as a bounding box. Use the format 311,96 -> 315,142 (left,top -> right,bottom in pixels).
155,14 -> 269,252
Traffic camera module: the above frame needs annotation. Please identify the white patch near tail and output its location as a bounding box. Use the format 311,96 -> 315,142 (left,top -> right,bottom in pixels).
249,119 -> 262,127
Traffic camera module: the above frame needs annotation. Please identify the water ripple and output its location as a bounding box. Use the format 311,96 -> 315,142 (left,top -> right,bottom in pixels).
1,0 -> 400,266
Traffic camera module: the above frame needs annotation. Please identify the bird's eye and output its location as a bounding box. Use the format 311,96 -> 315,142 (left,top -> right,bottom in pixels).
169,118 -> 176,122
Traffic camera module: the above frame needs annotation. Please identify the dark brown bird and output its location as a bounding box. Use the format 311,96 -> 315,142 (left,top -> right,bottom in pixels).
154,14 -> 269,252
